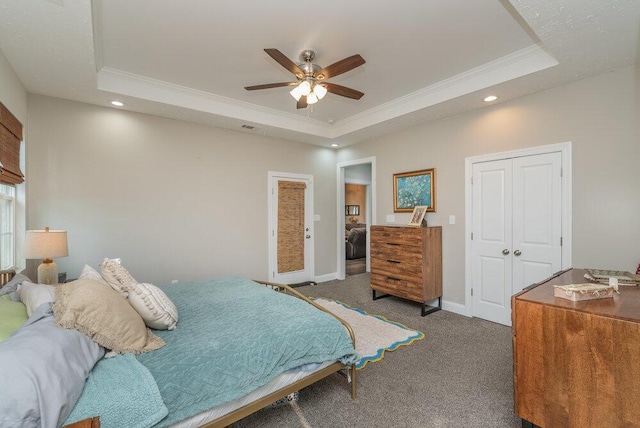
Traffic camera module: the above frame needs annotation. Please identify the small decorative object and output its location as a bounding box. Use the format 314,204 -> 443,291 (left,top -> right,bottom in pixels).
408,205 -> 428,227
345,205 -> 360,216
393,168 -> 436,213
584,269 -> 640,286
553,283 -> 619,301
348,216 -> 359,224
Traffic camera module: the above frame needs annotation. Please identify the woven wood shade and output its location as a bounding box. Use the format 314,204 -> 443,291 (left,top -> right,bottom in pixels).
277,181 -> 306,274
0,103 -> 24,185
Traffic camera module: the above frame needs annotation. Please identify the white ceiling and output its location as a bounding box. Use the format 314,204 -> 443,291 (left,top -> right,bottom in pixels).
0,0 -> 638,147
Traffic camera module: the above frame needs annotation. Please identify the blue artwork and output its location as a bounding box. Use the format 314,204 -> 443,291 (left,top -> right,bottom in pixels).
394,169 -> 436,212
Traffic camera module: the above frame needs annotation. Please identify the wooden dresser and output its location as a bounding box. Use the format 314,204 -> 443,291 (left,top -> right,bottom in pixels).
512,269 -> 640,427
370,225 -> 442,316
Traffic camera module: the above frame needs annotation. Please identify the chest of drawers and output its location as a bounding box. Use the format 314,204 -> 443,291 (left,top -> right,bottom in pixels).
370,225 -> 442,316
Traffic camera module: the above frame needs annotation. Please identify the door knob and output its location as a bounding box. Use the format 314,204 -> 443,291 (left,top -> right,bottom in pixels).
502,249 -> 510,255
514,250 -> 522,256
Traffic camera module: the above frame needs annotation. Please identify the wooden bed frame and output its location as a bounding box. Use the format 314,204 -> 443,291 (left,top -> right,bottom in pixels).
198,280 -> 357,428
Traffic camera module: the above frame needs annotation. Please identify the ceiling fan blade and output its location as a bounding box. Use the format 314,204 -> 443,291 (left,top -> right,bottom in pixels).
323,83 -> 364,100
296,95 -> 308,109
244,82 -> 298,91
264,48 -> 305,78
315,54 -> 365,80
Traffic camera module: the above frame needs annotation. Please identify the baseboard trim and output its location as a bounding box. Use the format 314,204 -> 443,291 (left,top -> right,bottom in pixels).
315,273 -> 338,283
441,299 -> 468,316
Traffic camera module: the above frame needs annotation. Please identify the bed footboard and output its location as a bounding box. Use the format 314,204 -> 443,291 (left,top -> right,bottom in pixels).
253,280 -> 357,400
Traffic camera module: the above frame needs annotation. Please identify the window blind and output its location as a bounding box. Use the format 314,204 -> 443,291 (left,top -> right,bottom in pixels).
0,103 -> 24,185
277,181 -> 306,274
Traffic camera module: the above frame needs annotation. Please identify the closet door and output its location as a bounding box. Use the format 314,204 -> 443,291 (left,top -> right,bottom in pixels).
471,159 -> 513,326
512,153 -> 562,293
471,152 -> 562,326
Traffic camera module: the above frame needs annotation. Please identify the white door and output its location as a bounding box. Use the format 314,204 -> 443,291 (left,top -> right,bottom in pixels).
269,173 -> 314,284
471,159 -> 513,325
471,152 -> 562,325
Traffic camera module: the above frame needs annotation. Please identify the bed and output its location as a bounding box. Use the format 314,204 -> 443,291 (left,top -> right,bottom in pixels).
0,271 -> 358,428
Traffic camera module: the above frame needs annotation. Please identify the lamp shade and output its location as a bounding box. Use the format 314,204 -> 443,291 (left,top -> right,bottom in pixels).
24,228 -> 68,260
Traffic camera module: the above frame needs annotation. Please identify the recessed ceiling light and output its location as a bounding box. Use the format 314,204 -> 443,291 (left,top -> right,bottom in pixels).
330,143 -> 339,147
484,95 -> 497,102
110,100 -> 125,107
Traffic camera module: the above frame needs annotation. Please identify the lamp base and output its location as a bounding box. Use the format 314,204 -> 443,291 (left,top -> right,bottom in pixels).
37,259 -> 59,285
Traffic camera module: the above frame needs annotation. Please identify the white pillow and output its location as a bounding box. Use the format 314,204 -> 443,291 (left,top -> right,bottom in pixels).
78,264 -> 108,286
128,283 -> 178,330
17,281 -> 56,317
100,258 -> 136,298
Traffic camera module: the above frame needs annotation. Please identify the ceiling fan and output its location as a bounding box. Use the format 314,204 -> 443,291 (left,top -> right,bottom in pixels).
245,49 -> 365,109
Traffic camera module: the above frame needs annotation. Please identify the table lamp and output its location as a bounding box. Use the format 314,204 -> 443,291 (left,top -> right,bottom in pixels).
24,227 -> 68,284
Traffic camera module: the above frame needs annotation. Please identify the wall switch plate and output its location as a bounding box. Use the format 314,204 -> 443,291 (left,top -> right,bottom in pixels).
449,215 -> 456,225
386,215 -> 395,223
314,215 -> 321,221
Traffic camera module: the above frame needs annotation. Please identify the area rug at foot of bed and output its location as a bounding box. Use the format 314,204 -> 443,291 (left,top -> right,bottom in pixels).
311,298 -> 424,369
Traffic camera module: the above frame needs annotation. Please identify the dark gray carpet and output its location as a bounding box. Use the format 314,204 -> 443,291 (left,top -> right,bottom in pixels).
232,273 -> 521,428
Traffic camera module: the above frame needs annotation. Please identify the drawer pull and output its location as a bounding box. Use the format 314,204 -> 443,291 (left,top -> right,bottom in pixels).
387,259 -> 401,264
386,243 -> 400,246
387,276 -> 401,281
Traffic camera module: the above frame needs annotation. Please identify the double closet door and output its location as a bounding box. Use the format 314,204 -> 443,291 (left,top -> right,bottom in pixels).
471,152 -> 562,326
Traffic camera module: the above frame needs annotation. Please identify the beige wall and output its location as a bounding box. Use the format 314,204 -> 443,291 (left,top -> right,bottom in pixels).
0,49 -> 27,124
26,95 -> 339,284
338,65 -> 640,305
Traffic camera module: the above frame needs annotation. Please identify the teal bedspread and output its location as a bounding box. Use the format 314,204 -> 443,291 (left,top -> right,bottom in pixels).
64,353 -> 168,428
137,277 -> 356,427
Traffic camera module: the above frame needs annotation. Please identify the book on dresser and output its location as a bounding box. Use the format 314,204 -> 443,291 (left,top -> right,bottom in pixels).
369,225 -> 442,316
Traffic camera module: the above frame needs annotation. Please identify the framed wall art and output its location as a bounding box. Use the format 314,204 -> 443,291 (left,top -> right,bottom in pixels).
408,205 -> 428,227
393,168 -> 436,213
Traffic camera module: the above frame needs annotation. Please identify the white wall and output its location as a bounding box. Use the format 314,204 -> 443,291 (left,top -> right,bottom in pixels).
338,65 -> 640,305
26,95 -> 339,284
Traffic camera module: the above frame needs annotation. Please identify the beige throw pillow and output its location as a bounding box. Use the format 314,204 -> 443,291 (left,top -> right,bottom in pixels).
78,264 -> 109,286
128,283 -> 178,330
100,258 -> 137,297
53,279 -> 165,354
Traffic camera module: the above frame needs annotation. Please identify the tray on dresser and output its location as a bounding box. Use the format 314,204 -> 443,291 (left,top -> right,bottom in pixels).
584,268 -> 640,286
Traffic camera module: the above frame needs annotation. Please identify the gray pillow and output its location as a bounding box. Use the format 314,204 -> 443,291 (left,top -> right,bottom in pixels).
0,302 -> 105,428
0,273 -> 30,302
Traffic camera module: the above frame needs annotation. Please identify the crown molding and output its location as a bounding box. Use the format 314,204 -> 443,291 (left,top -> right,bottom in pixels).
96,44 -> 557,141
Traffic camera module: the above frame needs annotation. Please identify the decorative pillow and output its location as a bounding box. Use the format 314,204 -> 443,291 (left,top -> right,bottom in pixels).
128,283 -> 178,330
78,264 -> 108,286
0,273 -> 30,302
17,281 -> 57,317
0,298 -> 28,343
53,279 -> 165,354
0,302 -> 105,427
100,258 -> 137,297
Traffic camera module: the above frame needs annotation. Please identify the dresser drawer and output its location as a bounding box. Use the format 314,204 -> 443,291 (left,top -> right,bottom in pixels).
371,226 -> 423,247
370,257 -> 422,276
371,274 -> 423,302
370,242 -> 423,260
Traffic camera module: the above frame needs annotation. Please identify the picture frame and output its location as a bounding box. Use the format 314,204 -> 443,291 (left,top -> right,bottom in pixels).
408,205 -> 428,227
345,205 -> 360,216
393,168 -> 436,213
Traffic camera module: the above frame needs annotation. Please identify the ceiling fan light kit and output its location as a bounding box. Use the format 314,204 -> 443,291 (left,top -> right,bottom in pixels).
245,48 -> 365,109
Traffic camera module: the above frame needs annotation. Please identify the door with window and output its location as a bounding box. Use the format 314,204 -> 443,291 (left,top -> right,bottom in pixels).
268,172 -> 314,284
471,152 -> 562,325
